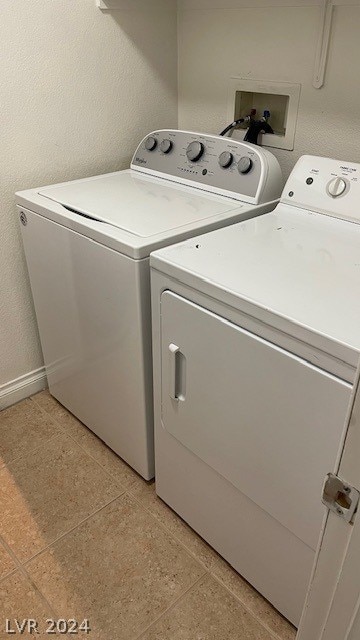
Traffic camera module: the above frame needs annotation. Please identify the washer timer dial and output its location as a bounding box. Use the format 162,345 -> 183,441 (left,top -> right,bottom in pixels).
327,177 -> 347,198
186,141 -> 205,162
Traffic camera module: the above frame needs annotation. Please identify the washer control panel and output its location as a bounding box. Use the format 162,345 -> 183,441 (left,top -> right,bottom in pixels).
281,155 -> 360,224
131,130 -> 281,203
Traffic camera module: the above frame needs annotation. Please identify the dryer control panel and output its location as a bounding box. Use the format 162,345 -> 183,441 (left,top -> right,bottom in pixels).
131,130 -> 283,205
281,155 -> 360,225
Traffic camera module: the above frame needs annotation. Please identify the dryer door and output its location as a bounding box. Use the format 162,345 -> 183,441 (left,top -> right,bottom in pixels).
160,291 -> 351,551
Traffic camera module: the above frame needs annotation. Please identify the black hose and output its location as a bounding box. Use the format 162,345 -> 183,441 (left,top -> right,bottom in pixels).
244,120 -> 274,145
219,118 -> 245,137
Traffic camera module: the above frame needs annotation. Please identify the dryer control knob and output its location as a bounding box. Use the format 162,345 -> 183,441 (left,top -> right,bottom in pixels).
238,156 -> 253,174
327,177 -> 347,198
160,139 -> 173,154
219,151 -> 233,168
186,141 -> 205,162
145,136 -> 157,151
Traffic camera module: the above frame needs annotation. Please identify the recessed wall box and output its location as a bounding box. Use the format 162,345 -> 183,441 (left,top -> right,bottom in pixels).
227,79 -> 301,151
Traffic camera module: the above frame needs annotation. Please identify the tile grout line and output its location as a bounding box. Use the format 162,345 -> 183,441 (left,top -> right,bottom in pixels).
1,406 -> 126,625
0,418 -> 126,609
11,492 -> 125,621
21,492 -> 125,569
1,396 -> 126,583
30,393 -> 140,493
0,537 -> 18,580
0,567 -> 18,586
0,432 -> 66,473
133,573 -> 208,640
0,533 -> 58,618
0,396 -> 63,470
3,469 -> 205,639
135,565 -> 290,640
126,490 -> 295,640
125,490 -> 214,567
1,393 -> 82,471
209,571 -> 295,640
127,486 -> 291,640
29,395 -> 294,640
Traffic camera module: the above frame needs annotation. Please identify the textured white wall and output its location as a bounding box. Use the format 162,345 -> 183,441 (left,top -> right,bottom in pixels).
0,0 -> 177,387
177,2 -> 360,179
4,1 -> 360,392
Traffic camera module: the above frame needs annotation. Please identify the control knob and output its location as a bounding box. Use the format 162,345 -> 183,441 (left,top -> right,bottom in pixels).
186,141 -> 205,162
160,139 -> 173,154
327,177 -> 347,198
219,151 -> 233,169
238,156 -> 253,174
145,136 -> 157,151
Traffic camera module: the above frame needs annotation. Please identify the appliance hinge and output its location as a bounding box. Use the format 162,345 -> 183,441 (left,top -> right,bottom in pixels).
322,473 -> 360,524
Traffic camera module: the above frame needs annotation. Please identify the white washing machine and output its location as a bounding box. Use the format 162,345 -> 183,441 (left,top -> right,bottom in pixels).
150,155 -> 360,625
16,129 -> 282,480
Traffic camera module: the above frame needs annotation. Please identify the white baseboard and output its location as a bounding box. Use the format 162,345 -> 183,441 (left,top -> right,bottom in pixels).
0,367 -> 48,411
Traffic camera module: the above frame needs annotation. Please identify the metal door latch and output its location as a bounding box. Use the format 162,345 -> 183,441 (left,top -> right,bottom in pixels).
322,473 -> 360,524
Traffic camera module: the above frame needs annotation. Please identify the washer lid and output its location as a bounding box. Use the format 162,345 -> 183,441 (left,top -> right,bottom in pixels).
151,204 -> 360,371
38,171 -> 240,238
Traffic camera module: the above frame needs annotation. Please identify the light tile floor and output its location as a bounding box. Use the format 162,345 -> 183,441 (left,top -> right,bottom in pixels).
0,392 -> 297,640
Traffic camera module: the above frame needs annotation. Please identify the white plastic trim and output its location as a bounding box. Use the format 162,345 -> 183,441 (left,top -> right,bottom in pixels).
0,367 -> 47,411
312,0 -> 360,89
313,0 -> 334,89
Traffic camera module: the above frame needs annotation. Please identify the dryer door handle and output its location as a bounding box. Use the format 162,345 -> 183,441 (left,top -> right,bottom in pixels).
169,343 -> 180,401
168,343 -> 186,402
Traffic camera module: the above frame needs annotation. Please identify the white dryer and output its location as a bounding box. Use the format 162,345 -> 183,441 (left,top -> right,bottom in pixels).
17,130 -> 282,480
150,155 -> 360,625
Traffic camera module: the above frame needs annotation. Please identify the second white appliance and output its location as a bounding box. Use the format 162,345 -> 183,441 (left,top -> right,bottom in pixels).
16,130 -> 282,480
150,155 -> 360,624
